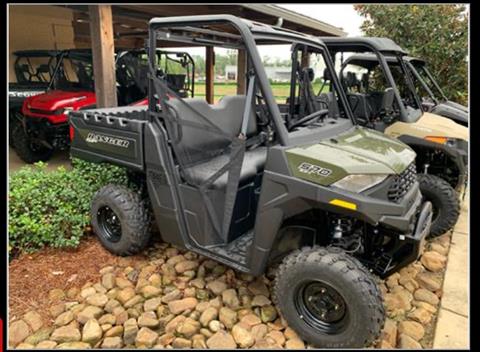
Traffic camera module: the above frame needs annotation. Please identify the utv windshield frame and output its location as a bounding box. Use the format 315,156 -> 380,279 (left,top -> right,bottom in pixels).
404,57 -> 449,103
147,15 -> 356,147
322,37 -> 424,123
342,54 -> 443,108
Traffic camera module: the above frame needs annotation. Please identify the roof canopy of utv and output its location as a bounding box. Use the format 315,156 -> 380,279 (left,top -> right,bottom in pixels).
342,54 -> 427,70
321,37 -> 408,55
13,50 -> 62,58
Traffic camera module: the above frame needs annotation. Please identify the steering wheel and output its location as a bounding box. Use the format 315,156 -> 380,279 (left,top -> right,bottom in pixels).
289,109 -> 329,130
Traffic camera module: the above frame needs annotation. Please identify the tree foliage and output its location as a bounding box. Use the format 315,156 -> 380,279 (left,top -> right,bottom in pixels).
355,4 -> 468,104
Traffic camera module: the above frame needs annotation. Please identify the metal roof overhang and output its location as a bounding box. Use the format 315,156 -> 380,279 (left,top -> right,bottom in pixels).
58,4 -> 345,47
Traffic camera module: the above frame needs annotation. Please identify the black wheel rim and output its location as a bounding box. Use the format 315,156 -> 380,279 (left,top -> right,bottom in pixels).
294,281 -> 349,334
97,206 -> 122,243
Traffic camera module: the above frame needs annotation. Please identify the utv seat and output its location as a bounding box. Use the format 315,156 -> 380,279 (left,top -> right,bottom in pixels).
184,147 -> 267,188
15,64 -> 33,83
347,93 -> 372,122
165,95 -> 267,189
317,92 -> 341,118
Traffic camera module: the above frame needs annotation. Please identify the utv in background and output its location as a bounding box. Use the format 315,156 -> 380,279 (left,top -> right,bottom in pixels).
321,37 -> 467,237
70,15 -> 433,348
117,49 -> 195,106
15,48 -> 194,163
8,50 -> 62,147
404,57 -> 468,127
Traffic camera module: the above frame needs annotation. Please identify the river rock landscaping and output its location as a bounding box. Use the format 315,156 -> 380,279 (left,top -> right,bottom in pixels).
9,231 -> 451,349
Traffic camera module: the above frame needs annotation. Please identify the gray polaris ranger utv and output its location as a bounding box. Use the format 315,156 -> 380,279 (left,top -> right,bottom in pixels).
70,16 -> 432,348
321,37 -> 467,237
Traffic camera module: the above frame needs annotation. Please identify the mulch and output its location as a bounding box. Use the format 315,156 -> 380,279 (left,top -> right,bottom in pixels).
8,234 -> 149,325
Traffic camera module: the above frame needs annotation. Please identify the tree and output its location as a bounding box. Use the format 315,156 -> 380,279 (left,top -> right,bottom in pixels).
355,4 -> 468,104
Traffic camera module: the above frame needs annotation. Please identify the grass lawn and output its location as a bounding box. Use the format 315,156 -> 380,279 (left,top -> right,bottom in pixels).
193,82 -> 327,103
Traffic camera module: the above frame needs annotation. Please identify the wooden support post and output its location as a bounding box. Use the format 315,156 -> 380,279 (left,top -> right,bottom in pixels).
89,5 -> 117,108
236,49 -> 247,95
301,52 -> 311,69
205,46 -> 215,104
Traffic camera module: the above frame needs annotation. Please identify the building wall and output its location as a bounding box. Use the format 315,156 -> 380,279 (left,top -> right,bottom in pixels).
8,5 -> 76,82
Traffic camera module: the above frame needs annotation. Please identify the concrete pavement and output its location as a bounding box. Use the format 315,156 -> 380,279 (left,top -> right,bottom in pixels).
433,190 -> 469,349
8,147 -> 71,174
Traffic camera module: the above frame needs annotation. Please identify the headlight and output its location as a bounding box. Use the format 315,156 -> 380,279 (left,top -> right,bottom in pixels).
63,107 -> 74,116
332,174 -> 388,193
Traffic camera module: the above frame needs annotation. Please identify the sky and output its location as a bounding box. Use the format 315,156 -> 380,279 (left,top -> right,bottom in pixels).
278,4 -> 363,37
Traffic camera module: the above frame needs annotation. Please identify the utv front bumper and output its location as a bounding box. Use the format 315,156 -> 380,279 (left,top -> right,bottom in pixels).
22,117 -> 70,151
325,181 -> 423,234
369,200 -> 432,278
322,182 -> 433,277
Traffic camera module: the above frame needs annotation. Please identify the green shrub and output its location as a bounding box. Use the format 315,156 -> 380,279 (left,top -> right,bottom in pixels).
8,159 -> 129,253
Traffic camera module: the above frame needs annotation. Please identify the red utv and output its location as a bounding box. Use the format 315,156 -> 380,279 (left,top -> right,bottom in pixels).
16,49 -> 194,163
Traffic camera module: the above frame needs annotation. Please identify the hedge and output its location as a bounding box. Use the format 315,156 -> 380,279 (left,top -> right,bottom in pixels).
8,159 -> 130,254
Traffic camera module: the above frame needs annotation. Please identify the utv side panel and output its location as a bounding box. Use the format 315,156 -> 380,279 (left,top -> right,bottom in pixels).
70,107 -> 148,171
143,121 -> 188,248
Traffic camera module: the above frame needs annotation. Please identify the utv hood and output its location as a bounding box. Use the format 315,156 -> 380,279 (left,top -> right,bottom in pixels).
24,90 -> 96,112
385,112 -> 468,141
286,126 -> 416,186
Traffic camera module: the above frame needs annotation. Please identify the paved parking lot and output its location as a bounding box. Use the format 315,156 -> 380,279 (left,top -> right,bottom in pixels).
8,147 -> 71,174
433,190 -> 469,348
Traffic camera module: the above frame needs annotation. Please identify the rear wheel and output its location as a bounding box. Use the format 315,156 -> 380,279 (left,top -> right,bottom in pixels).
418,174 -> 460,238
91,185 -> 151,256
11,122 -> 54,163
273,246 -> 384,348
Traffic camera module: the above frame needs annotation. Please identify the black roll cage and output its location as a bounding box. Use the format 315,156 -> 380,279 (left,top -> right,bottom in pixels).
405,58 -> 448,103
323,39 -> 424,123
13,50 -> 62,84
147,15 -> 357,147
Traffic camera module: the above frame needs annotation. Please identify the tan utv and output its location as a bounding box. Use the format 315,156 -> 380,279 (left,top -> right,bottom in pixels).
319,37 -> 468,237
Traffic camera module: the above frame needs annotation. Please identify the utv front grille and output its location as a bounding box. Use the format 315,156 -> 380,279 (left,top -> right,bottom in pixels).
388,163 -> 417,202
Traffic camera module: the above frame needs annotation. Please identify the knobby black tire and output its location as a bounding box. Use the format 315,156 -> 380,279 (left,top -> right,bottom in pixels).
272,246 -> 385,348
91,184 -> 151,256
418,174 -> 460,238
11,122 -> 54,163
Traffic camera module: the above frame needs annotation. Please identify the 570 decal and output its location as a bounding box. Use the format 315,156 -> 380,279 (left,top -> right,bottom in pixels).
297,162 -> 332,177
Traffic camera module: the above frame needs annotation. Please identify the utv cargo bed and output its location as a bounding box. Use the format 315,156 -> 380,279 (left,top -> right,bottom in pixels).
69,105 -> 149,171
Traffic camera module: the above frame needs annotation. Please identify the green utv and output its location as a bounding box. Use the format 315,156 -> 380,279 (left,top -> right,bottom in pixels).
320,37 -> 467,237
70,16 -> 432,348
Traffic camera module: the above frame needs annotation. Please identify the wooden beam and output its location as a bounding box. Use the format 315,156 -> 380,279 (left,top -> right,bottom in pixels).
236,49 -> 247,95
205,46 -> 215,104
89,5 -> 118,108
301,51 -> 311,69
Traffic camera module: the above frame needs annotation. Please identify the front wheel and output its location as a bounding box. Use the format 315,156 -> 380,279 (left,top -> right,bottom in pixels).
273,246 -> 384,348
11,122 -> 54,163
418,174 -> 460,238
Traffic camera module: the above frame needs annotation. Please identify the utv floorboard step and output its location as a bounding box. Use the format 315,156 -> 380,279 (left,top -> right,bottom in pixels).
208,231 -> 254,267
